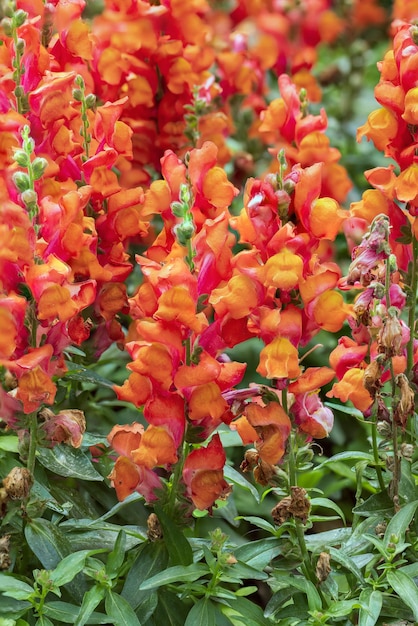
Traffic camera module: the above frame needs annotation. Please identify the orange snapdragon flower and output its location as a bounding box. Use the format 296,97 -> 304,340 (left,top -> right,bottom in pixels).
182,434 -> 230,511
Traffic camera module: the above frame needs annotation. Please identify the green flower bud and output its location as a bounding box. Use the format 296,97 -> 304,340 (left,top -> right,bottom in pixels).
179,183 -> 191,206
75,74 -> 85,89
1,18 -> 13,37
85,93 -> 96,109
15,37 -> 25,54
174,221 -> 195,246
32,157 -> 48,180
12,171 -> 31,192
171,201 -> 185,217
72,88 -> 83,102
14,9 -> 28,27
21,189 -> 38,206
14,85 -> 24,98
13,149 -> 29,167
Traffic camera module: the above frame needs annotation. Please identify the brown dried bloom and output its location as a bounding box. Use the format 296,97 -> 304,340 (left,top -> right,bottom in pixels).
0,535 -> 11,570
272,487 -> 310,526
40,408 -> 86,447
241,449 -> 276,486
394,373 -> 415,428
315,552 -> 331,582
3,467 -> 33,500
378,314 -> 403,357
147,513 -> 163,542
363,360 -> 383,398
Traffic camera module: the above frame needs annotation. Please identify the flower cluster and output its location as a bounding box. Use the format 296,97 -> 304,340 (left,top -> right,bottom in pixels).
328,18 -> 418,425
0,3 -> 149,444
107,76 -> 350,511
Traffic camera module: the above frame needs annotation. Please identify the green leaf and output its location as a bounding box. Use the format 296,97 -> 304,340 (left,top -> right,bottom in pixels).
310,497 -> 346,524
50,551 -> 101,588
105,591 -> 142,626
185,599 -> 216,626
353,491 -> 394,517
224,465 -> 260,503
122,541 -> 168,610
0,595 -> 31,620
37,446 -> 103,481
91,493 -> 143,523
139,563 -> 210,591
63,363 -> 115,388
329,547 -> 365,584
43,601 -> 109,624
106,530 -> 126,579
358,589 -> 383,626
234,537 -> 281,570
236,516 -> 276,534
25,519 -> 71,570
74,586 -> 106,626
387,570 -> 418,621
154,506 -> 193,566
325,599 -> 362,618
35,617 -> 54,626
268,574 -> 322,613
150,590 -> 190,626
316,451 -> 374,470
323,403 -> 364,419
383,500 -> 418,549
0,435 -> 19,453
220,596 -> 272,626
0,574 -> 33,597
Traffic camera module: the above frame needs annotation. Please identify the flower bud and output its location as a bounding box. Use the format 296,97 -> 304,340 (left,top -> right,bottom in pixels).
32,157 -> 48,180
13,149 -> 29,167
72,89 -> 83,102
171,201 -> 184,217
12,171 -> 30,192
1,18 -> 13,36
400,443 -> 414,461
174,221 -> 195,246
14,9 -> 28,26
15,37 -> 25,54
3,467 -> 33,500
21,189 -> 38,206
85,93 -> 96,109
75,74 -> 85,89
179,183 -> 192,206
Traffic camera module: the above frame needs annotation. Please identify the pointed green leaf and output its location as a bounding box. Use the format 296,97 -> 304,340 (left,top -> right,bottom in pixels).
122,541 -> 168,610
43,601 -> 109,624
358,589 -> 383,626
25,519 -> 71,570
105,591 -> 142,626
0,435 -> 19,453
154,506 -> 193,566
63,364 -> 115,388
329,547 -> 365,584
151,590 -> 190,626
185,599 -> 216,626
234,537 -> 281,570
0,574 -> 33,597
310,497 -> 346,524
139,564 -> 209,591
383,500 -> 418,549
316,451 -> 374,470
37,446 -> 103,481
387,570 -> 418,621
50,551 -> 101,587
74,586 -> 106,626
106,530 -> 126,578
236,517 -> 276,534
224,465 -> 260,503
35,617 -> 54,626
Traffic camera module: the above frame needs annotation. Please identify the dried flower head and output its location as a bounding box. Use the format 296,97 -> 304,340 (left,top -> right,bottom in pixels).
3,467 -> 33,500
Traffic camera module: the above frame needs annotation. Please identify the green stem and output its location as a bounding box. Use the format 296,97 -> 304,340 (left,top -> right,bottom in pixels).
166,440 -> 187,517
27,412 -> 38,479
407,236 -> 418,377
371,412 -> 386,492
287,428 -> 322,596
